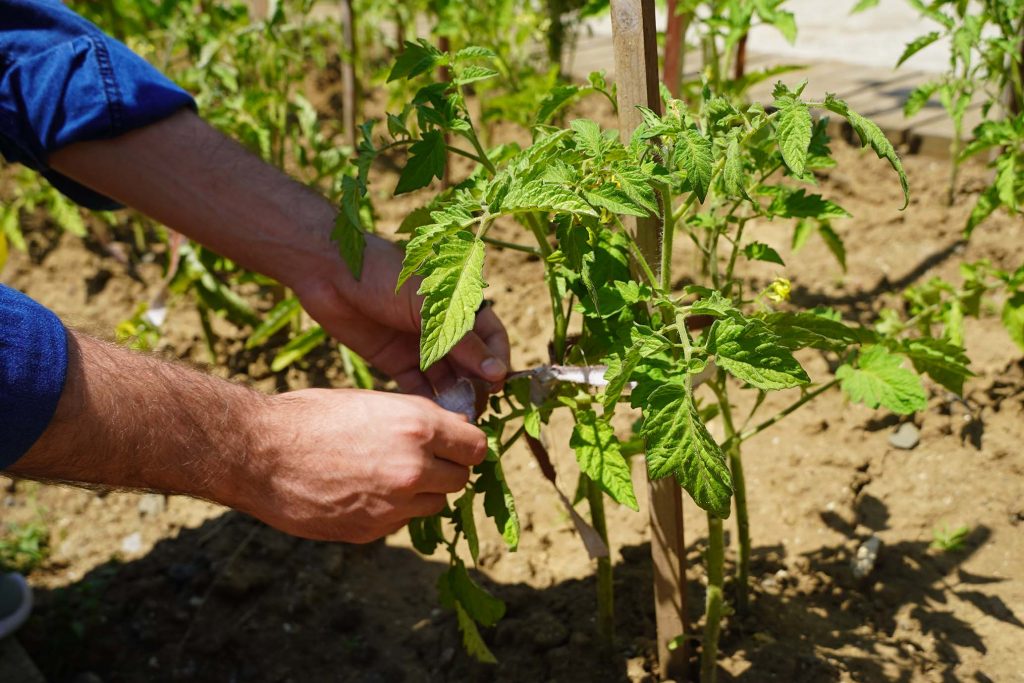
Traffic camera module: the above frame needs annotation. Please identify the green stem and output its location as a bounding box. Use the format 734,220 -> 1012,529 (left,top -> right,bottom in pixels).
701,514 -> 726,683
735,379 -> 840,444
660,185 -> 676,292
585,477 -> 614,645
525,213 -> 568,360
481,235 -> 542,256
613,215 -> 661,290
709,374 -> 748,613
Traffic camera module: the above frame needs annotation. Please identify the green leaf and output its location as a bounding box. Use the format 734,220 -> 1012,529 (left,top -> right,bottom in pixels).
1002,292 -> 1024,351
418,232 -> 486,370
456,65 -> 499,85
723,136 -> 747,198
585,184 -> 650,217
395,130 -> 447,195
611,165 -> 659,213
571,119 -> 606,159
823,94 -> 909,208
640,383 -> 732,518
536,85 -> 580,125
408,515 -> 444,555
602,328 -> 669,411
965,186 -> 999,236
708,318 -> 810,390
743,242 -> 785,266
850,0 -> 880,13
270,325 -> 327,372
836,346 -> 927,414
570,410 -> 638,510
817,222 -> 847,271
388,40 -> 444,82
676,128 -> 714,202
500,180 -> 598,216
902,337 -> 974,395
763,310 -> 867,351
791,219 -> 814,251
332,177 -> 366,279
897,31 -> 941,66
50,195 -> 86,237
686,288 -> 742,319
475,456 -> 520,550
455,490 -> 479,563
454,602 -> 497,664
904,81 -> 939,117
764,187 -> 851,220
246,296 -> 301,349
454,46 -> 496,60
775,97 -> 812,175
449,559 -> 505,626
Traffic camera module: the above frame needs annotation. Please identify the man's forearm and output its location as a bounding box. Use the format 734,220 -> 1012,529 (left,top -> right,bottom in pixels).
9,329 -> 262,506
48,109 -> 341,290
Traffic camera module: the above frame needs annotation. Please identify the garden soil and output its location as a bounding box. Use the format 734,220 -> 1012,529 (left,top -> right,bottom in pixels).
1,97 -> 1022,682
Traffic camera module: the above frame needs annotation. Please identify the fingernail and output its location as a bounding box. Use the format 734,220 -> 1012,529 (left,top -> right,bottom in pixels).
480,357 -> 507,380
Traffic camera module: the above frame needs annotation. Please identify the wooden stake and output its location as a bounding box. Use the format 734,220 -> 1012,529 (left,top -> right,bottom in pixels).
663,0 -> 684,98
340,0 -> 358,149
610,1 -> 688,678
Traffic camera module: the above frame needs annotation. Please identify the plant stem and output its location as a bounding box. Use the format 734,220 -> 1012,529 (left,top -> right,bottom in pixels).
585,476 -> 615,645
701,513 -> 726,683
709,374 -> 749,613
660,185 -> 676,292
481,235 -> 542,256
736,379 -> 840,444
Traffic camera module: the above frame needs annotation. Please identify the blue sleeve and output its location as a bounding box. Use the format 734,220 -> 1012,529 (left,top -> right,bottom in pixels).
0,0 -> 197,210
0,284 -> 69,469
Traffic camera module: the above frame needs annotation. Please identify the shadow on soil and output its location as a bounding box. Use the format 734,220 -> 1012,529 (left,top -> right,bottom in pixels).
19,496 -> 1019,683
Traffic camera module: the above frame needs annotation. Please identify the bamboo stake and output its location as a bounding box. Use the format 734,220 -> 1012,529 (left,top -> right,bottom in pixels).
610,1 -> 687,678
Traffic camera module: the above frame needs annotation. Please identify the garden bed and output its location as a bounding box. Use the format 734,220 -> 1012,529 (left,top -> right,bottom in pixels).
2,121 -> 1022,682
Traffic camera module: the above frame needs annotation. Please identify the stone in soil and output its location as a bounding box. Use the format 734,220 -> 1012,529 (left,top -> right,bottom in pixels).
889,422 -> 921,450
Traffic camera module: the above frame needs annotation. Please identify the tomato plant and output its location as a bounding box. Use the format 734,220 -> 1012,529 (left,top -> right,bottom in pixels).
328,36 -> 1024,675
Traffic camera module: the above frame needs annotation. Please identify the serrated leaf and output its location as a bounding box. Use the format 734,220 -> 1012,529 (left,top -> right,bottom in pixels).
500,180 -> 597,216
965,185 -> 999,236
791,219 -> 814,251
850,0 -> 880,13
536,85 -> 580,125
708,318 -> 809,390
775,97 -> 812,175
332,177 -> 366,279
603,328 -> 669,411
823,95 -> 909,208
897,31 -> 941,66
397,205 -> 435,234
395,130 -> 447,195
453,602 -> 497,664
640,384 -> 732,518
686,287 -> 742,319
763,310 -> 867,351
765,187 -> 851,220
836,346 -> 927,414
456,65 -> 498,85
676,129 -> 714,202
570,410 -> 638,510
611,165 -> 659,213
388,40 -> 444,82
475,456 -> 519,550
723,137 -> 747,198
418,233 -> 486,370
571,119 -> 605,158
454,46 -> 496,60
1002,292 -> 1024,351
398,222 -> 456,291
817,222 -> 847,271
743,241 -> 785,266
455,490 -> 479,563
585,184 -> 649,217
902,337 -> 974,395
449,559 -> 504,626
408,515 -> 444,555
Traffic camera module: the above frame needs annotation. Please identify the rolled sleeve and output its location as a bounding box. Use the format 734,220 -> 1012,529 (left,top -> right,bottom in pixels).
0,0 -> 196,209
0,284 -> 69,470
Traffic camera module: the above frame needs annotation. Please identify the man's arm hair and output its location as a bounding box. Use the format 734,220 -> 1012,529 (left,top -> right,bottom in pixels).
9,329 -> 263,504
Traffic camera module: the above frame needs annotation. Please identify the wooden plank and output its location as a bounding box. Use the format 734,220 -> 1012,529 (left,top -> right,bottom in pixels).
610,1 -> 688,678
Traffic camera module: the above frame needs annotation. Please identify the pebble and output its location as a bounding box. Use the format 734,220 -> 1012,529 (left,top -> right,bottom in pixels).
121,532 -> 143,555
888,422 -> 920,450
851,535 -> 882,579
137,493 -> 166,517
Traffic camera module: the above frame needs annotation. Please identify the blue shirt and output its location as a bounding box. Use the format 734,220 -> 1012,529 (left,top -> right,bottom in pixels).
1,0 -> 196,468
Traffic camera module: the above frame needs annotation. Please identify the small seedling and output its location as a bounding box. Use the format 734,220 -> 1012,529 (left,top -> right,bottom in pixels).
931,524 -> 971,553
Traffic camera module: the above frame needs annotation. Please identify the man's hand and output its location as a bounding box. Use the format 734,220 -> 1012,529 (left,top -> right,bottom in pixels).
10,331 -> 486,543
239,389 -> 486,542
49,109 -> 510,396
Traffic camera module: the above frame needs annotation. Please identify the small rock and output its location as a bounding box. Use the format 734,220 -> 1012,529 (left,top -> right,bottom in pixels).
773,569 -> 790,587
851,535 -> 882,579
121,532 -> 143,555
137,493 -> 166,517
626,656 -> 650,682
526,610 -> 570,649
889,422 -> 920,450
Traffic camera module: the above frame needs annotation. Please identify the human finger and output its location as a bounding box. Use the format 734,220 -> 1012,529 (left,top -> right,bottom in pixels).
418,458 -> 472,494
428,414 -> 488,466
408,493 -> 448,518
